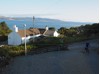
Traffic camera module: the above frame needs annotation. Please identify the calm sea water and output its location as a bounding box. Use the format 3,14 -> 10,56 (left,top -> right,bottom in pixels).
0,19 -> 90,30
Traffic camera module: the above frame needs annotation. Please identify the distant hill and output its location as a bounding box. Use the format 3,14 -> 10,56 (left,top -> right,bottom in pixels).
0,16 -> 93,30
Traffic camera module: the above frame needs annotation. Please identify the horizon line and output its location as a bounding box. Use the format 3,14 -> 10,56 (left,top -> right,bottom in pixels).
0,15 -> 98,23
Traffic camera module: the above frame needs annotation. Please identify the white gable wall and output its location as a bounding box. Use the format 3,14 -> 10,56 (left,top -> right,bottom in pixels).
8,32 -> 22,45
53,31 -> 59,37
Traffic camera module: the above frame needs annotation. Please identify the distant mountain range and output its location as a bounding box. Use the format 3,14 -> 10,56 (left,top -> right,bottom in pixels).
0,16 -> 93,29
0,16 -> 93,23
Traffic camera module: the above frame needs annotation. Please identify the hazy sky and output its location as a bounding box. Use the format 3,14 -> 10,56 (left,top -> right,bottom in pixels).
0,0 -> 99,22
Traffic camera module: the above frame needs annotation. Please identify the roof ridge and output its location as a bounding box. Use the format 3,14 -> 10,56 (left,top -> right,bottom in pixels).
43,30 -> 47,35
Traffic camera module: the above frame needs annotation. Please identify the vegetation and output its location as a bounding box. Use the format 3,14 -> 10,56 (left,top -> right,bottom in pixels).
58,23 -> 99,39
0,21 -> 12,36
0,45 -> 37,57
33,37 -> 61,47
0,21 -> 12,42
29,36 -> 69,52
49,27 -> 55,30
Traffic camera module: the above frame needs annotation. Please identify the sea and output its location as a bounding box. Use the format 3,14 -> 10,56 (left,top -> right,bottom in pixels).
0,19 -> 92,30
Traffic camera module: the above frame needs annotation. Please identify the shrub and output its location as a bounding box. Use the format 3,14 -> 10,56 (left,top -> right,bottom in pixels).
0,44 -> 37,57
0,47 -> 10,57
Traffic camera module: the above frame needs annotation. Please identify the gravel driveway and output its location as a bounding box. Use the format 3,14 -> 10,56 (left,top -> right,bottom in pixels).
1,39 -> 99,74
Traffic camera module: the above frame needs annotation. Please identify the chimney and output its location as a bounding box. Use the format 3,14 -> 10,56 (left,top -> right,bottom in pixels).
14,25 -> 18,32
45,25 -> 48,31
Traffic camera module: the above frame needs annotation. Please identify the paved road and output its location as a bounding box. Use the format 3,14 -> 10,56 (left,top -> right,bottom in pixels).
1,39 -> 99,74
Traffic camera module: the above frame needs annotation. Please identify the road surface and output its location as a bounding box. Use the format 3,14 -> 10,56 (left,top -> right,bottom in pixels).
1,39 -> 99,74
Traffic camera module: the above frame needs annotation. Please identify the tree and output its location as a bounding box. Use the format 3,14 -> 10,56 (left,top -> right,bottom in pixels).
58,27 -> 67,35
0,21 -> 12,36
91,23 -> 99,34
58,27 -> 77,37
58,23 -> 99,38
65,29 -> 77,37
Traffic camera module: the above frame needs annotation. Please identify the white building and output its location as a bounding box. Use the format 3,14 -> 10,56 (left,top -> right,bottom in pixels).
8,25 -> 60,45
8,25 -> 41,45
39,26 -> 60,37
43,30 -> 59,37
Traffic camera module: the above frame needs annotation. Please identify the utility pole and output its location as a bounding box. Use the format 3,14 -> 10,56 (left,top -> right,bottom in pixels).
33,16 -> 35,41
33,16 -> 35,28
24,24 -> 27,56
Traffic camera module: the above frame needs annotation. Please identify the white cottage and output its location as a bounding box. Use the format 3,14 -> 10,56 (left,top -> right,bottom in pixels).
43,26 -> 59,37
43,30 -> 59,37
8,25 -> 41,45
38,27 -> 59,37
8,25 -> 60,45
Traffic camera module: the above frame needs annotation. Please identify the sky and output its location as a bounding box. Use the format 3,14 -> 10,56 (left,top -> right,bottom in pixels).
0,0 -> 99,22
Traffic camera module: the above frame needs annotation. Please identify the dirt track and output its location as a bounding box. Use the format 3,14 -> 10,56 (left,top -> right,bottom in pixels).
1,39 -> 99,74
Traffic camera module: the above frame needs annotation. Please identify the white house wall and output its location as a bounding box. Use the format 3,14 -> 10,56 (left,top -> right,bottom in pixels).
54,31 -> 59,37
8,32 -> 22,45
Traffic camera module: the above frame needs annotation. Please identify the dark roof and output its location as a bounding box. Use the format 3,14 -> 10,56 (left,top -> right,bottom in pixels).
44,30 -> 55,36
17,28 -> 40,37
38,28 -> 45,34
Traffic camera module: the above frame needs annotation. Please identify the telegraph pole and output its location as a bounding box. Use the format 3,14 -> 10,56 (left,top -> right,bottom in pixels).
33,16 -> 35,41
24,24 -> 27,56
33,16 -> 35,28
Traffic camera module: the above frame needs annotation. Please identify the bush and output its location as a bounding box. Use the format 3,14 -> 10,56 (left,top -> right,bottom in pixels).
0,47 -> 10,57
33,37 -> 62,47
0,44 -> 37,57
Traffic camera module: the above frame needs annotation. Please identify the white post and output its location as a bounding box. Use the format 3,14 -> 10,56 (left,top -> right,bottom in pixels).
24,24 -> 27,56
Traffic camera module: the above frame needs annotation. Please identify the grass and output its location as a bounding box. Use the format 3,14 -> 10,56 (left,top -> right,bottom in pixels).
0,44 -> 37,57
